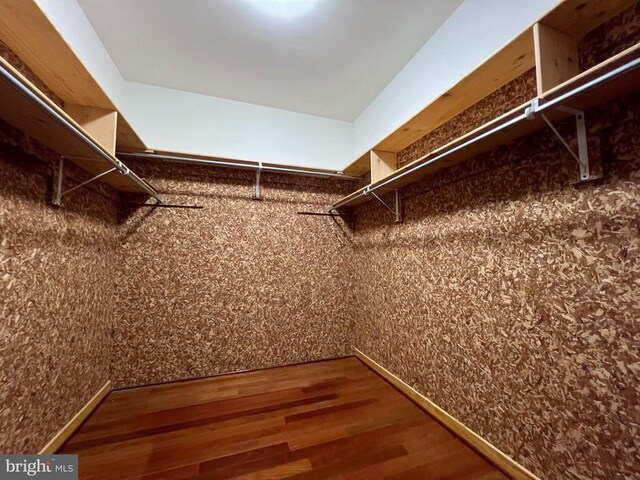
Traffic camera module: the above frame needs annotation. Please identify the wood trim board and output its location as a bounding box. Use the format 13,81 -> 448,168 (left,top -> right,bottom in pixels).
64,104 -> 118,156
533,23 -> 579,95
39,381 -> 111,454
370,150 -> 397,183
354,349 -> 541,480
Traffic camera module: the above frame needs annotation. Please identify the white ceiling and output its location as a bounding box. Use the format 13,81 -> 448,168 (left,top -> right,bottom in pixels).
77,0 -> 462,121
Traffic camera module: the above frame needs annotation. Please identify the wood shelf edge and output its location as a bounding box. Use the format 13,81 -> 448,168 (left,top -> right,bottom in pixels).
124,149 -> 352,177
343,27 -> 534,178
0,0 -> 147,152
0,55 -> 152,193
541,42 -> 640,101
332,43 -> 640,209
342,0 -> 635,177
0,55 -> 112,154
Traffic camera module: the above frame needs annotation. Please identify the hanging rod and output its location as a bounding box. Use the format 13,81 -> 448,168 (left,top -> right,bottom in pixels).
118,152 -> 359,180
0,62 -> 164,204
330,55 -> 640,211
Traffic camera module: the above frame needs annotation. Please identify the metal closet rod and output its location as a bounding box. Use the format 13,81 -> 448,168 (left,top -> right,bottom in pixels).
331,55 -> 640,210
118,152 -> 359,180
0,62 -> 164,204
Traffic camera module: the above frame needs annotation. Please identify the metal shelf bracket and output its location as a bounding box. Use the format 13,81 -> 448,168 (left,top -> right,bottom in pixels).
367,188 -> 402,223
253,161 -> 263,200
526,99 -> 590,181
53,156 -> 117,206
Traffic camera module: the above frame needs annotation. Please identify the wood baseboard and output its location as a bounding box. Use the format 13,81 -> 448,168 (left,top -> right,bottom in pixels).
354,349 -> 540,480
39,381 -> 111,454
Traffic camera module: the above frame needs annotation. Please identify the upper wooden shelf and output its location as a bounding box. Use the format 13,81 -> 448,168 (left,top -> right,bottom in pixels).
0,55 -> 158,195
333,42 -> 640,209
0,0 -> 145,152
344,0 -> 636,177
124,149 -> 356,178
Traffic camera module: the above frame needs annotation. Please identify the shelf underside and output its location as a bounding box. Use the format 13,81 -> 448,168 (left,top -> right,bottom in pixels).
0,0 -> 146,152
0,58 -> 150,193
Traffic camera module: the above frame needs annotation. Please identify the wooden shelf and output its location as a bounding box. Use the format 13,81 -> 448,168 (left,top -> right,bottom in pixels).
134,149 -> 354,177
333,43 -> 640,209
0,0 -> 145,152
344,0 -> 635,177
0,55 -> 157,194
119,150 -> 358,181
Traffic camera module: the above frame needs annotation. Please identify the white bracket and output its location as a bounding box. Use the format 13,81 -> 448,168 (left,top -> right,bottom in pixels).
53,156 -> 117,206
526,99 -> 590,181
367,188 -> 402,223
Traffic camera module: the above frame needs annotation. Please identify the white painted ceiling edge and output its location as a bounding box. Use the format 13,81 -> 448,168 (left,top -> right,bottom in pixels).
36,0 -> 560,171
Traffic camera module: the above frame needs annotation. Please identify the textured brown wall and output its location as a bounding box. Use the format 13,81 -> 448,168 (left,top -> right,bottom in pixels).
352,94 -> 640,480
0,41 -> 120,453
579,1 -> 640,70
0,141 -> 118,453
0,143 -> 358,449
1,37 -> 357,450
111,160 -> 357,388
351,8 -> 640,478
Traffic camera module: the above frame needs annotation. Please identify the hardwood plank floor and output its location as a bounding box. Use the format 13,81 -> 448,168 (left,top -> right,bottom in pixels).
60,357 -> 508,479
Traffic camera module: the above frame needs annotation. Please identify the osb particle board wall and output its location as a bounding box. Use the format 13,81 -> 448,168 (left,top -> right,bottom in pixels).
350,7 -> 640,479
0,140 -> 118,453
352,96 -> 640,479
0,38 -> 358,450
0,139 -> 358,450
0,40 -> 119,454
579,0 -> 640,70
111,160 -> 357,388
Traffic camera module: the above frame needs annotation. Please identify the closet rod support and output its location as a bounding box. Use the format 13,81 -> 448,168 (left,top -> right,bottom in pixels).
368,189 -> 402,223
540,111 -> 589,181
53,156 -> 117,206
393,189 -> 402,223
253,162 -> 263,200
53,156 -> 64,206
297,211 -> 341,217
526,99 -> 589,181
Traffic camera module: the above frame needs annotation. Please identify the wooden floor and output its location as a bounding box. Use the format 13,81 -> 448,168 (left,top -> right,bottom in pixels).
61,357 -> 508,479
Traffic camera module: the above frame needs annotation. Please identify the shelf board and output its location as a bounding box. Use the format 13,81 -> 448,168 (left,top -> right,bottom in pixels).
345,29 -> 534,178
343,0 -> 635,177
0,0 -> 145,152
0,56 -> 150,193
145,149 -> 350,176
333,43 -> 640,209
119,149 -> 358,181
